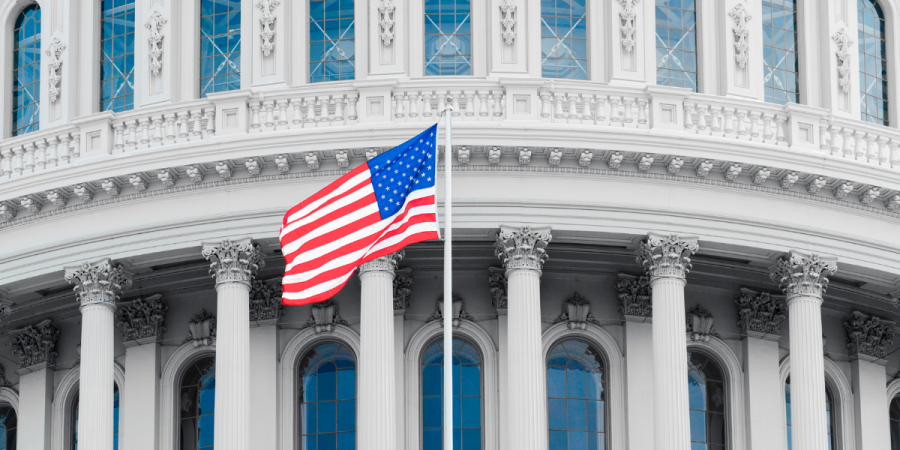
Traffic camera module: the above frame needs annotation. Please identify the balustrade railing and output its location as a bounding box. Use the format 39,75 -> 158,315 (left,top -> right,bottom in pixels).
539,85 -> 650,129
684,96 -> 788,146
111,101 -> 217,152
249,88 -> 360,133
1,126 -> 80,178
820,117 -> 900,167
390,85 -> 506,122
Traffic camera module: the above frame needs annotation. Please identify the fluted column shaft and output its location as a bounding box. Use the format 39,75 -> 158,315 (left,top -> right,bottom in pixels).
79,302 -> 117,450
651,277 -> 691,450
358,255 -> 399,450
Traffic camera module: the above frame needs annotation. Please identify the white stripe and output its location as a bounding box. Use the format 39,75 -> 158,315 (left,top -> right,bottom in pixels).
280,184 -> 375,240
284,215 -> 391,271
366,221 -> 440,256
281,203 -> 380,256
282,242 -> 373,285
283,269 -> 356,300
284,170 -> 371,224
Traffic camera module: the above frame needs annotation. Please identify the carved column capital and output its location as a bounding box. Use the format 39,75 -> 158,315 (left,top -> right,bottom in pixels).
735,288 -> 786,339
64,258 -> 132,309
8,319 -> 59,370
769,250 -> 838,301
616,273 -> 652,319
844,310 -> 895,360
392,268 -> 413,310
201,238 -> 264,286
488,267 -> 508,310
495,226 -> 552,272
249,279 -> 284,324
117,293 -> 168,345
359,251 -> 404,275
635,233 -> 699,281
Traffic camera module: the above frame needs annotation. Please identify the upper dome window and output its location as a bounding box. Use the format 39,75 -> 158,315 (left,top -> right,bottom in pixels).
100,0 -> 135,112
762,0 -> 799,105
310,0 -> 356,83
655,0 -> 698,92
859,0 -> 889,125
11,5 -> 41,137
200,0 -> 241,98
541,0 -> 587,80
424,0 -> 472,76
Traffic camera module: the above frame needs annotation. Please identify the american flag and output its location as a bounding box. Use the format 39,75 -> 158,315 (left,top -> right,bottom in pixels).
280,125 -> 441,305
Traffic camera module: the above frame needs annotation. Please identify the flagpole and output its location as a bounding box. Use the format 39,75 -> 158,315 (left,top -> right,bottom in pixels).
442,98 -> 453,450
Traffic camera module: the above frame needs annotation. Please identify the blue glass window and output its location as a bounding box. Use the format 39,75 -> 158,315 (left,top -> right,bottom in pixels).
688,351 -> 725,450
424,0 -> 471,76
180,357 -> 216,450
656,0 -> 698,92
763,0 -> 799,104
299,343 -> 357,450
422,338 -> 482,450
200,0 -> 241,98
547,340 -> 605,450
890,396 -> 900,450
11,5 -> 40,137
72,385 -> 120,450
310,0 -> 356,83
0,405 -> 16,450
859,0 -> 888,125
100,0 -> 135,112
785,378 -> 836,450
541,0 -> 587,80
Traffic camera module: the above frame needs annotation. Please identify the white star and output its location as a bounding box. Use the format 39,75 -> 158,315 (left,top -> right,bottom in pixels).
385,207 -> 389,211
427,177 -> 432,181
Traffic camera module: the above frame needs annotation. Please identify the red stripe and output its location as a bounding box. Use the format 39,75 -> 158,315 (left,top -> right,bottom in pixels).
282,229 -> 381,281
283,164 -> 370,225
280,194 -> 381,266
282,276 -> 352,306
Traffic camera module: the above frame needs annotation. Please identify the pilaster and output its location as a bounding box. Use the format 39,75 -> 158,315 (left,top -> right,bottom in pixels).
488,267 -> 508,450
119,293 -> 166,450
610,0 -> 647,85
42,0 -> 79,125
370,0 -> 406,76
489,0 -> 527,76
11,319 -> 59,450
135,0 -> 180,107
250,0 -> 292,89
619,273 -> 654,450
393,267 -> 412,450
844,310 -> 894,450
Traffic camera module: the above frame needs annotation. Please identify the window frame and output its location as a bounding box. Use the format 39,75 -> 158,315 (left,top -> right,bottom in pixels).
762,0 -> 800,105
9,3 -> 41,138
98,0 -> 136,113
198,0 -> 242,98
654,0 -> 700,92
308,0 -> 357,84
539,0 -> 590,80
686,348 -> 728,450
296,340 -> 358,449
545,337 -> 609,450
858,0 -> 890,126
423,0 -> 474,77
177,355 -> 216,450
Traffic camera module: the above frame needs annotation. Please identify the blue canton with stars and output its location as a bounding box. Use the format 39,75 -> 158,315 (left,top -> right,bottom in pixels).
368,124 -> 438,220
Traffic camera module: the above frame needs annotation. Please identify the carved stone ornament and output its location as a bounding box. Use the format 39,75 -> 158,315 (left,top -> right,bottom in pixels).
256,0 -> 281,57
554,292 -> 599,330
495,226 -> 552,271
359,251 -> 404,274
117,293 -> 167,343
832,29 -> 854,94
249,279 -> 284,322
0,365 -> 12,388
488,267 -> 508,310
8,319 -> 59,369
305,299 -> 348,334
500,0 -> 517,45
201,238 -> 264,286
728,3 -> 751,69
686,304 -> 719,342
636,233 -> 700,280
185,309 -> 216,347
379,0 -> 396,46
735,288 -> 785,337
616,273 -> 652,318
844,310 -> 895,359
45,38 -> 65,103
64,259 -> 133,308
770,250 -> 838,300
145,11 -> 168,75
393,268 -> 413,310
616,0 -> 640,52
0,203 -> 15,221
429,294 -> 473,327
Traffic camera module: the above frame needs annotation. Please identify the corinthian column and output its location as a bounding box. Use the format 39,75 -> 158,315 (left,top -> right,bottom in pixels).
202,238 -> 264,450
358,252 -> 403,450
771,251 -> 837,450
636,233 -> 699,450
65,259 -> 132,450
495,226 -> 552,450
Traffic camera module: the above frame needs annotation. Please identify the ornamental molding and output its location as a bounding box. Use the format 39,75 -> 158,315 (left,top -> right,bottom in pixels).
249,279 -> 284,322
359,251 -> 404,275
255,0 -> 280,57
393,268 -> 413,310
554,292 -> 599,330
495,225 -> 552,271
185,309 -> 216,347
616,0 -> 639,52
488,267 -> 508,310
727,3 -> 751,69
201,238 -> 264,286
636,233 -> 699,280
304,298 -> 348,333
735,288 -> 785,337
0,365 -> 11,388
117,293 -> 167,343
144,11 -> 168,75
770,250 -> 838,300
379,0 -> 396,46
500,0 -> 517,45
64,259 -> 133,308
616,273 -> 652,318
844,310 -> 895,359
8,319 -> 59,369
686,304 -> 720,342
45,38 -> 65,103
832,28 -> 854,94
429,293 -> 472,327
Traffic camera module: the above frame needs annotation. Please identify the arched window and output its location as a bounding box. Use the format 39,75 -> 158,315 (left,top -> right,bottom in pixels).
762,0 -> 799,104
890,396 -> 900,449
422,338 -> 482,450
0,404 -> 17,450
655,0 -> 698,92
309,0 -> 355,83
200,0 -> 241,98
424,0 -> 471,76
299,343 -> 356,450
11,5 -> 41,137
547,339 -> 606,450
71,385 -> 120,450
541,0 -> 587,80
859,0 -> 889,125
688,351 -> 726,450
179,356 -> 216,450
784,377 -> 837,450
100,0 -> 135,112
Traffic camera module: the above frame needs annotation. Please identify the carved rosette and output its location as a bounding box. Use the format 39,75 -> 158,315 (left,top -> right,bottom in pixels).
495,226 -> 552,271
727,3 -> 751,69
488,267 -> 508,310
832,29 -> 854,94
636,233 -> 699,280
359,251 -> 404,275
735,288 -> 785,337
249,279 -> 284,322
185,310 -> 216,347
616,273 -> 652,318
769,251 -> 838,300
616,0 -> 640,52
202,238 -> 264,286
393,268 -> 413,310
844,310 -> 895,359
554,292 -> 598,330
145,11 -> 168,75
65,259 -> 133,308
8,319 -> 60,369
430,294 -> 472,327
45,38 -> 66,103
500,0 -> 517,45
379,0 -> 396,46
117,293 -> 168,342
305,299 -> 348,333
256,0 -> 281,57
686,304 -> 719,342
